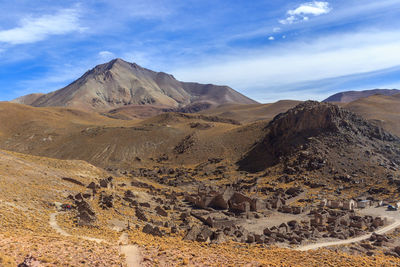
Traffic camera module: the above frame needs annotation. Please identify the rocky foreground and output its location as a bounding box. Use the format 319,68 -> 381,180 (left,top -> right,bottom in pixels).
2,101 -> 400,266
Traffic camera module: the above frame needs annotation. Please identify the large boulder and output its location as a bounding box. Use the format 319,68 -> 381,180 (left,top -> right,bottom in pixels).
196,226 -> 213,242
229,201 -> 250,214
135,207 -> 148,222
142,224 -> 163,237
99,192 -> 114,209
209,188 -> 234,210
285,187 -> 302,197
185,194 -> 212,209
211,231 -> 227,244
75,199 -> 96,226
17,255 -> 41,267
228,192 -> 252,214
183,225 -> 201,241
394,246 -> 400,256
99,176 -> 114,189
155,206 -> 168,217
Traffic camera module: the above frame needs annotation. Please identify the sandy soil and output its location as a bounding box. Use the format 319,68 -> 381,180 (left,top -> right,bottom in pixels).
50,212 -> 142,266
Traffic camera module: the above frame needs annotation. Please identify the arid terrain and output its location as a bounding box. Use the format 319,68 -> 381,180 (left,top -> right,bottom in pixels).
2,60 -> 400,266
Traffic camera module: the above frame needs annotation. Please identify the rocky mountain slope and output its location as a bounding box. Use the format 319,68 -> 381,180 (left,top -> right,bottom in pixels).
0,102 -> 265,169
238,101 -> 400,183
11,93 -> 44,105
2,99 -> 400,179
323,89 -> 400,103
18,58 -> 257,112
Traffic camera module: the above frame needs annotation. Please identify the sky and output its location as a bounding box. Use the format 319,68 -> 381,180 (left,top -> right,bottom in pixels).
1,0 -> 400,103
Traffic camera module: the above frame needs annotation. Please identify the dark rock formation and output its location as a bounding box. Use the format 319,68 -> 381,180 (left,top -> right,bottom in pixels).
75,199 -> 96,226
238,101 -> 400,173
142,223 -> 163,237
61,177 -> 85,186
99,192 -> 114,209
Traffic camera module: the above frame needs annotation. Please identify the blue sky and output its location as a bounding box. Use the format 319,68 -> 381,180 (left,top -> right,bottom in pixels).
1,0 -> 400,102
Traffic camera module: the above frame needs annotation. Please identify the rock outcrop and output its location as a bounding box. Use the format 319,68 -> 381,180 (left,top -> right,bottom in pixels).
238,101 -> 400,173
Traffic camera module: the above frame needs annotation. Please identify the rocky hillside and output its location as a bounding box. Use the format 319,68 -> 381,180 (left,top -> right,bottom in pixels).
238,101 -> 400,178
0,102 -> 265,169
344,94 -> 400,136
11,93 -> 44,105
19,58 -> 257,112
323,89 -> 400,103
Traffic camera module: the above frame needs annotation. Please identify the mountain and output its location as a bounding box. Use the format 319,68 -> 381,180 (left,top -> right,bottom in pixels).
0,102 -> 264,169
199,100 -> 302,123
238,101 -> 400,179
18,58 -> 257,112
323,89 -> 400,103
103,100 -> 302,121
11,93 -> 44,105
344,93 -> 400,136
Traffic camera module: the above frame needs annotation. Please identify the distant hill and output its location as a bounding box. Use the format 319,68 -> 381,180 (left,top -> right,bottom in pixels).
323,89 -> 400,103
14,58 -> 257,112
199,100 -> 302,123
11,93 -> 44,105
0,102 -> 264,169
344,93 -> 400,137
104,100 -> 302,121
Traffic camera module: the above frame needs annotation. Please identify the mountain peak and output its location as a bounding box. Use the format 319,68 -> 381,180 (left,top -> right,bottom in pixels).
17,59 -> 257,112
109,58 -> 135,68
95,58 -> 142,72
113,57 -> 126,63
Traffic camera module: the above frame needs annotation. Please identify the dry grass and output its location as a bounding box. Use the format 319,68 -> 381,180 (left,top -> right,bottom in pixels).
0,145 -> 400,266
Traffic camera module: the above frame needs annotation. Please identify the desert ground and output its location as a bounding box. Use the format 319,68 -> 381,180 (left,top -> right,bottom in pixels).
2,59 -> 400,266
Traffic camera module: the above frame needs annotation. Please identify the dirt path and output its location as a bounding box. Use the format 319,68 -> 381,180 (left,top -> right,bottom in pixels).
119,233 -> 142,267
121,245 -> 142,267
49,213 -> 72,237
297,218 -> 400,251
49,212 -> 142,266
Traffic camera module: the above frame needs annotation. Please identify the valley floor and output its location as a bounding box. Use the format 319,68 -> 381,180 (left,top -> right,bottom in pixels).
1,149 -> 400,266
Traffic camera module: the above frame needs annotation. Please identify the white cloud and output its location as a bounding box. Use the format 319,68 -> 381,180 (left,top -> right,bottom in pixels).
280,16 -> 296,25
171,29 -> 400,99
268,36 -> 275,41
0,8 -> 85,45
98,51 -> 115,61
280,1 -> 331,25
273,27 -> 281,33
288,1 -> 331,16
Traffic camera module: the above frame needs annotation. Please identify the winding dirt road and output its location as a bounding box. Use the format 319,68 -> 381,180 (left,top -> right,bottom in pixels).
49,212 -> 142,266
297,208 -> 400,251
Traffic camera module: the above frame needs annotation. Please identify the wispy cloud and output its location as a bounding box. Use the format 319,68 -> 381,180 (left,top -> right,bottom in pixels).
280,1 -> 331,25
249,65 -> 400,102
16,62 -> 92,96
1,0 -> 400,102
172,29 -> 400,100
0,7 -> 85,45
98,51 -> 115,61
